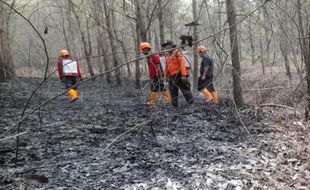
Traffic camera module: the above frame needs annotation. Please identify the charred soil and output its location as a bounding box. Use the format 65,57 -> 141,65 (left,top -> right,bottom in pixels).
0,78 -> 309,189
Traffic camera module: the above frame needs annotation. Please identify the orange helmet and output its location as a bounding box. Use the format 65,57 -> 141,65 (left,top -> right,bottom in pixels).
196,45 -> 207,53
60,49 -> 70,57
139,42 -> 152,50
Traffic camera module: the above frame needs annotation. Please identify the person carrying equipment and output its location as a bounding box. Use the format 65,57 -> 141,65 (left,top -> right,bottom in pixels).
164,41 -> 194,107
180,35 -> 193,77
180,47 -> 191,77
139,42 -> 170,105
56,49 -> 82,102
196,45 -> 219,103
159,44 -> 168,71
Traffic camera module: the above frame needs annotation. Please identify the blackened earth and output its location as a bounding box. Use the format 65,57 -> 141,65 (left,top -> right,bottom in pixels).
0,78 -> 309,189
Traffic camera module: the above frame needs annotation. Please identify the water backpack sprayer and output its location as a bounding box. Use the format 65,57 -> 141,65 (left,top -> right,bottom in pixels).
179,35 -> 194,47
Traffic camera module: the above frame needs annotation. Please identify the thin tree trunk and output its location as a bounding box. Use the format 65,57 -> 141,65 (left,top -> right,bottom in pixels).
119,35 -> 132,77
71,5 -> 95,77
192,0 -> 199,91
259,26 -> 265,75
65,2 -> 77,56
136,0 -> 147,42
111,8 -> 131,78
263,7 -> 270,67
86,18 -> 93,61
226,0 -> 244,107
103,1 -> 122,85
249,28 -> 256,65
134,22 -> 141,89
134,0 -> 148,89
0,3 -> 14,82
279,26 -> 291,79
297,0 -> 307,67
305,31 -> 310,120
158,0 -> 164,45
92,0 -> 111,83
99,33 -> 111,83
154,29 -> 160,51
280,42 -> 291,79
60,9 -> 70,51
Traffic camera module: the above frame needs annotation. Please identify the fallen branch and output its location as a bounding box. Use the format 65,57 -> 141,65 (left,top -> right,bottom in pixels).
220,86 -> 289,91
260,103 -> 295,110
0,132 -> 27,142
0,0 -> 49,79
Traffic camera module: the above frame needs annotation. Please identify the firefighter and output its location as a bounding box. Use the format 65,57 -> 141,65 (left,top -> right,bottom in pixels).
179,35 -> 193,77
196,45 -> 219,103
164,41 -> 194,107
139,42 -> 170,105
160,40 -> 174,70
56,49 -> 82,102
180,46 -> 191,77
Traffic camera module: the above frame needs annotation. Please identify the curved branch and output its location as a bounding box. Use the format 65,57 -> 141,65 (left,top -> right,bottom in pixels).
0,0 -> 50,79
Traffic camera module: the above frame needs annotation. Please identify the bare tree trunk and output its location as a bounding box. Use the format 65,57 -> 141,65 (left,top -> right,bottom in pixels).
279,27 -> 291,79
248,16 -> 256,65
71,5 -> 95,77
305,31 -> 310,120
297,0 -> 307,67
167,1 -> 174,41
92,0 -> 111,83
110,8 -> 131,78
263,7 -> 270,67
65,2 -> 78,56
136,0 -> 147,42
98,32 -> 112,83
259,27 -> 265,75
192,0 -> 198,91
134,0 -> 148,89
60,8 -> 70,51
0,3 -> 14,82
226,0 -> 244,107
119,34 -> 132,78
158,0 -> 165,45
86,18 -> 93,62
134,22 -> 141,89
154,29 -> 160,51
103,1 -> 122,85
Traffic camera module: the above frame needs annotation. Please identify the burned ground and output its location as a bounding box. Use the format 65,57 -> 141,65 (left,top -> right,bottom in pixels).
0,78 -> 309,189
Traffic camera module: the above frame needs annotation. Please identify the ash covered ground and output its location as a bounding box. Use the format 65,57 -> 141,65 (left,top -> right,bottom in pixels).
0,78 -> 309,190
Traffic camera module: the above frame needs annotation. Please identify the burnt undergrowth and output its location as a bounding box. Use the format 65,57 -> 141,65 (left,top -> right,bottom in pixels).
0,78 -> 307,189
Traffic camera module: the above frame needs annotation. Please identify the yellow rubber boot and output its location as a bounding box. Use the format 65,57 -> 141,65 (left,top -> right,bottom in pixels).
68,89 -> 78,102
146,91 -> 157,105
201,88 -> 213,102
211,91 -> 219,103
163,90 -> 171,104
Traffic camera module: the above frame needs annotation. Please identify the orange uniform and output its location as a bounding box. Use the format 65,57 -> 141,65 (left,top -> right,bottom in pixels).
164,50 -> 193,107
164,50 -> 187,77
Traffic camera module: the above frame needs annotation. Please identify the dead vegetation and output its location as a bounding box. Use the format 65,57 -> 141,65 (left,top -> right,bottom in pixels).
0,77 -> 309,189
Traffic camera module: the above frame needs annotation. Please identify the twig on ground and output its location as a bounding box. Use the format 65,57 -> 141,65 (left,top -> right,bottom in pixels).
0,132 -> 27,142
260,103 -> 295,110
